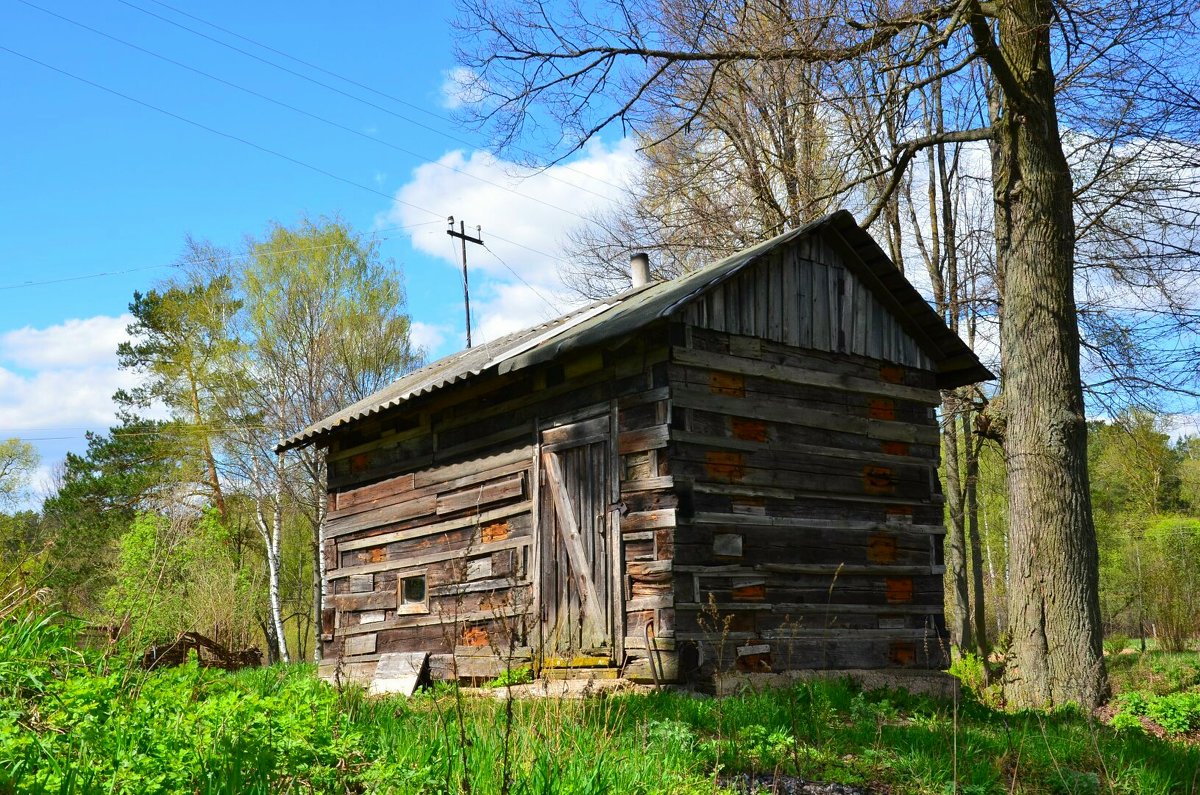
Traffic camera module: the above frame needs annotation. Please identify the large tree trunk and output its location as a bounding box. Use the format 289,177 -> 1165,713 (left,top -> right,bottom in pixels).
986,0 -> 1106,708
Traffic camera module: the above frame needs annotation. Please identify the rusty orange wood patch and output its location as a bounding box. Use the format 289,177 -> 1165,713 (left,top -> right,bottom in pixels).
736,653 -> 772,672
880,440 -> 910,456
889,641 -> 917,665
868,398 -> 896,420
862,466 -> 896,495
730,417 -> 768,442
481,521 -> 510,542
350,453 -> 369,473
885,577 -> 914,603
706,451 -> 746,482
732,583 -> 766,601
460,626 -> 489,647
867,533 -> 898,563
369,547 -> 387,564
879,364 -> 906,384
709,371 -> 746,397
886,506 -> 914,522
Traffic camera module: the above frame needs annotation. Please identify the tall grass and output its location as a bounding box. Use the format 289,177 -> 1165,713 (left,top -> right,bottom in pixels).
2,602 -> 1198,794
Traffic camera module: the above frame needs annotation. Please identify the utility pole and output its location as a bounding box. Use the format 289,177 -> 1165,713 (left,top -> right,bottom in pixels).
446,216 -> 483,349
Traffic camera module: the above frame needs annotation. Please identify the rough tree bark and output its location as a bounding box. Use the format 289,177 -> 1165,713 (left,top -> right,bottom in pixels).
974,0 -> 1106,707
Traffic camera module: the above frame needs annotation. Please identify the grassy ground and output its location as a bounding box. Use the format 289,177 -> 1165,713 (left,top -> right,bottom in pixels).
3,611 -> 1199,794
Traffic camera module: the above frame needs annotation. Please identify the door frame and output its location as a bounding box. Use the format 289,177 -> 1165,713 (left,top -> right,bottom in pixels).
532,401 -> 623,664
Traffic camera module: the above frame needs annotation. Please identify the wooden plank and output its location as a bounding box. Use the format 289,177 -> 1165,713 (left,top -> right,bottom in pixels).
620,475 -> 675,494
671,346 -> 939,404
337,501 -> 531,552
369,652 -> 428,696
674,601 -> 941,615
672,430 -> 925,468
329,537 -> 530,580
690,512 -> 945,534
338,472 -> 415,512
332,447 -> 531,512
626,595 -> 672,611
329,590 -> 398,611
435,421 -> 535,463
617,386 -> 670,409
344,634 -> 377,656
618,425 -> 669,454
541,415 -> 609,446
620,509 -> 676,532
326,495 -> 438,539
627,560 -> 672,576
672,387 -> 939,445
336,606 -> 524,637
541,451 -> 607,639
436,472 -> 524,515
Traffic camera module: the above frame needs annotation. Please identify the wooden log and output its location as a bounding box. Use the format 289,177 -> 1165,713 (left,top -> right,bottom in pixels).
329,590 -> 398,611
671,346 -> 940,404
436,472 -> 524,515
336,501 -> 532,552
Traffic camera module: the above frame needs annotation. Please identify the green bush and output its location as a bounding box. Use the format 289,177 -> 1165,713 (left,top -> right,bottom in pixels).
1145,691 -> 1200,735
1109,689 -> 1200,736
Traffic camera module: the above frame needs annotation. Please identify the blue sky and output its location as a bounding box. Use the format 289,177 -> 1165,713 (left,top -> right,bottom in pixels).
0,0 -> 637,497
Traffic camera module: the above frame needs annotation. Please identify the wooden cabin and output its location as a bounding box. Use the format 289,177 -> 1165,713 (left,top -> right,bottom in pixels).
279,211 -> 991,688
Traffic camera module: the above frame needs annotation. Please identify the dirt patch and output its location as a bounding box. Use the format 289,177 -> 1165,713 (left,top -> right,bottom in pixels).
718,774 -> 872,794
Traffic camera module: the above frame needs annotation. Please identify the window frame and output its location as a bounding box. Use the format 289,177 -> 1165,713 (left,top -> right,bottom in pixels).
396,572 -> 429,615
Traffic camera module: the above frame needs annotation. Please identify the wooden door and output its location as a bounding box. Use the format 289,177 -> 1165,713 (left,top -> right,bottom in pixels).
538,413 -> 617,658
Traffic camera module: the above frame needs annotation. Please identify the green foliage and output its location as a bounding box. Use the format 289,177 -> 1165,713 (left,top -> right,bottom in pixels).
0,438 -> 38,508
948,652 -> 1004,709
1145,692 -> 1200,735
100,509 -> 263,649
1109,689 -> 1200,736
484,664 -> 533,688
1108,650 -> 1200,695
1103,633 -> 1130,656
35,414 -> 177,611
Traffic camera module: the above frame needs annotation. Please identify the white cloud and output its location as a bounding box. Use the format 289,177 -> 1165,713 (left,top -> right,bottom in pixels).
440,66 -> 487,110
386,139 -> 639,340
0,364 -> 137,432
0,314 -> 142,510
471,279 -> 574,345
0,314 -> 132,370
409,320 -> 453,357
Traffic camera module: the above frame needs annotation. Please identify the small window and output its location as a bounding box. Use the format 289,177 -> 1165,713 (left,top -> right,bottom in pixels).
402,575 -> 425,604
397,574 -> 428,615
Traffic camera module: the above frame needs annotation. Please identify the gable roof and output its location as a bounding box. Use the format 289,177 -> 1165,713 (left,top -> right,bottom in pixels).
278,210 -> 993,452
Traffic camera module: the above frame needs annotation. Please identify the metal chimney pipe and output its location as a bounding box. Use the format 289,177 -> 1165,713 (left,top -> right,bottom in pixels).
630,252 -> 651,288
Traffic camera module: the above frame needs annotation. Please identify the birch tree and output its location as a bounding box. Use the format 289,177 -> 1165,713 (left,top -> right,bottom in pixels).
235,217 -> 421,662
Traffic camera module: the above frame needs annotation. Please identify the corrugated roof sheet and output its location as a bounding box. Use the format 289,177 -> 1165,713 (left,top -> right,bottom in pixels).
277,211 -> 992,452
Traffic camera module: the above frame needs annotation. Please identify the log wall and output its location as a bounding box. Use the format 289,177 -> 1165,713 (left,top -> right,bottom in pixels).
668,319 -> 949,676
318,332 -> 673,681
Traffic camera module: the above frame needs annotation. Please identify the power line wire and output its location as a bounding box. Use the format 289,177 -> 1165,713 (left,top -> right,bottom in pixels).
481,242 -> 560,315
114,0 -> 627,199
1,46 -> 566,273
17,0 -> 596,224
0,221 -> 442,291
0,46 -> 442,219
